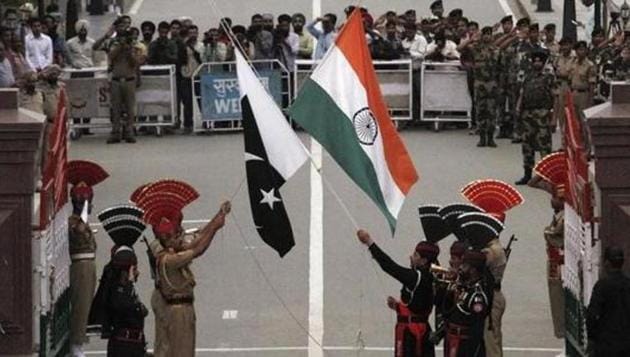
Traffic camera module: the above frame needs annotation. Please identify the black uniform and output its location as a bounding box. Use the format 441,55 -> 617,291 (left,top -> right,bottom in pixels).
107,282 -> 148,357
586,271 -> 630,357
369,243 -> 435,357
443,279 -> 492,357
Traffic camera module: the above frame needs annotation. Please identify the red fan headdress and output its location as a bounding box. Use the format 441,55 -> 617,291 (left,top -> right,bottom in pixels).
67,160 -> 109,200
133,179 -> 199,206
129,183 -> 151,204
533,152 -> 568,198
461,179 -> 524,222
132,180 -> 199,236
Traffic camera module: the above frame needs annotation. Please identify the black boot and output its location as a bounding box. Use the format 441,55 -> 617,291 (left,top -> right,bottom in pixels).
477,133 -> 487,147
487,131 -> 497,147
515,167 -> 532,185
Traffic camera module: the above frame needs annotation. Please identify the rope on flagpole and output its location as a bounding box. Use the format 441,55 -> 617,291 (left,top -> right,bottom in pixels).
227,203 -> 332,356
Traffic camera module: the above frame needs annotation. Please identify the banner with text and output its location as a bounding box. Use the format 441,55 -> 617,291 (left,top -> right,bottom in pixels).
200,70 -> 282,121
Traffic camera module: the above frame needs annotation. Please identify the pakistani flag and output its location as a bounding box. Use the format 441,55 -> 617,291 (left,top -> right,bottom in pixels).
236,50 -> 307,257
290,10 -> 418,232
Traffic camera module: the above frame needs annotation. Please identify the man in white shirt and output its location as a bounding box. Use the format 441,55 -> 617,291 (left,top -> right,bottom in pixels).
24,17 -> 53,71
0,42 -> 16,88
402,23 -> 428,69
425,32 -> 460,61
66,20 -> 95,69
274,14 -> 300,70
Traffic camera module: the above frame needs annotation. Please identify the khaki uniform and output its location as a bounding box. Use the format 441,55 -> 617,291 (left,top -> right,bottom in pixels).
569,58 -> 596,115
68,214 -> 97,345
544,210 -> 565,338
153,244 -> 196,357
552,54 -> 573,131
108,39 -> 143,139
483,238 -> 507,357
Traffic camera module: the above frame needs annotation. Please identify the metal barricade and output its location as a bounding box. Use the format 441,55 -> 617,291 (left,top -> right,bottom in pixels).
294,59 -> 413,122
193,60 -> 291,132
61,65 -> 177,138
420,61 -> 472,131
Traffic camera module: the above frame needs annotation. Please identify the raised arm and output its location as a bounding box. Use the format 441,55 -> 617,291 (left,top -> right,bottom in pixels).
357,229 -> 418,287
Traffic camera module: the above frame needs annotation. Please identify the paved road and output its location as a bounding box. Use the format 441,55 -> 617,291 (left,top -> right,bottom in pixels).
75,126 -> 563,356
74,0 -> 566,356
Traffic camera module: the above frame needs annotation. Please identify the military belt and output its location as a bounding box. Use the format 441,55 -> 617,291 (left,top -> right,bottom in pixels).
165,296 -> 194,305
397,315 -> 428,323
112,328 -> 144,342
71,252 -> 96,261
446,323 -> 471,337
112,76 -> 136,82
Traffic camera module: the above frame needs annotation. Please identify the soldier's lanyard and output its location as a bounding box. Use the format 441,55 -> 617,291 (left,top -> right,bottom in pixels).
159,253 -> 192,291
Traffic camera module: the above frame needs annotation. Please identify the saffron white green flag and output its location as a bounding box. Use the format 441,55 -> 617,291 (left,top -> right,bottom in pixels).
290,10 -> 419,232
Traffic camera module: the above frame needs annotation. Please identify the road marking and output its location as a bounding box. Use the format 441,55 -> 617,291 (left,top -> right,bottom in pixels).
85,346 -> 564,354
128,0 -> 144,15
222,310 -> 238,319
497,0 -> 514,15
309,139 -> 324,357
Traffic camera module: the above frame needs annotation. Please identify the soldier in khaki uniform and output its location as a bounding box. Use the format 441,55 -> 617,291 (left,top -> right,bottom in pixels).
67,160 -> 109,357
529,152 -> 567,339
107,27 -> 144,144
569,41 -> 596,116
552,38 -> 574,135
131,180 -> 231,357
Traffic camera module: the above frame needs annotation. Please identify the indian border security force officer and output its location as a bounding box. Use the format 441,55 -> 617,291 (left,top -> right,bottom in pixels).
357,212 -> 444,357
67,160 -> 109,357
130,179 -> 231,357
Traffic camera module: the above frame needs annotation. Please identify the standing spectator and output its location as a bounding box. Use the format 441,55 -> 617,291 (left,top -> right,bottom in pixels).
569,41 -> 596,115
273,14 -> 299,70
401,23 -> 427,120
181,26 -> 203,134
170,19 -> 187,130
3,29 -> 31,79
43,14 -> 67,66
261,13 -> 274,32
232,25 -> 255,58
249,14 -> 273,59
429,1 -> 444,20
425,32 -> 459,61
66,19 -> 95,135
370,21 -> 403,60
542,24 -> 558,57
529,23 -> 544,53
107,29 -> 144,144
587,246 -> 630,357
66,20 -> 94,69
202,28 -> 222,62
148,22 -> 178,65
140,21 -> 156,48
24,18 -> 53,72
292,13 -> 313,59
307,13 -> 337,60
18,3 -> 35,40
0,42 -> 15,87
2,9 -> 22,39
216,18 -> 234,61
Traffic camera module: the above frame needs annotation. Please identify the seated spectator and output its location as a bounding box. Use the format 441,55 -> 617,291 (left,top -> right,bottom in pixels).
0,41 -> 15,87
425,32 -> 459,61
25,17 -> 53,72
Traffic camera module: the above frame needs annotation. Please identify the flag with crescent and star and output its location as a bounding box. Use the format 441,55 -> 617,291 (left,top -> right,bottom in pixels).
236,50 -> 308,257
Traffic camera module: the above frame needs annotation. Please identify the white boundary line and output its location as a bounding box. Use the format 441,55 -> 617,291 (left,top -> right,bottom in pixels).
85,346 -> 563,354
309,139 -> 324,357
128,0 -> 144,15
498,0 -> 514,15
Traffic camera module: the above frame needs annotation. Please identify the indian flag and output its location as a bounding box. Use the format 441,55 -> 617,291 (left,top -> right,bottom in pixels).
290,9 -> 418,231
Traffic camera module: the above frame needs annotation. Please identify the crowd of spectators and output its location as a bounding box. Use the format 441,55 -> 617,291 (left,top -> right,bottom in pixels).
1,1 -> 630,135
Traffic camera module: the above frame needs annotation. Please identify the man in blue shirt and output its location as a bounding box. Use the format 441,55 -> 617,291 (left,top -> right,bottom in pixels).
306,13 -> 337,60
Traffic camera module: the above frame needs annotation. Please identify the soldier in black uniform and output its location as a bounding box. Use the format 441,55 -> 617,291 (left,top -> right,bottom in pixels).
586,246 -> 630,357
442,250 -> 493,357
89,204 -> 148,357
357,223 -> 441,357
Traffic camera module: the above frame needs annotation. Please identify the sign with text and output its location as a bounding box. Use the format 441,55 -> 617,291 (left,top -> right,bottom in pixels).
200,70 -> 282,121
